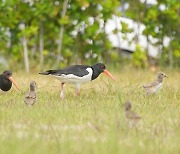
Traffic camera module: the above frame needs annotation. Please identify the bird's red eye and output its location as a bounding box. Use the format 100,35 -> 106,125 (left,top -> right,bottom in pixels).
100,65 -> 105,69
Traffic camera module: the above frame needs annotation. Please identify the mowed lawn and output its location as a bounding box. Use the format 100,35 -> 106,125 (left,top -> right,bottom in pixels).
0,69 -> 179,154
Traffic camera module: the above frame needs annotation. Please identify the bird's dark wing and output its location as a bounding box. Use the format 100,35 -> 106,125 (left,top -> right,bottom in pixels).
39,65 -> 90,77
25,92 -> 36,99
24,92 -> 36,105
143,81 -> 159,88
126,111 -> 141,120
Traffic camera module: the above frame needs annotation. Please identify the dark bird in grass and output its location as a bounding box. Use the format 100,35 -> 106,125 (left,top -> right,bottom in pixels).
124,101 -> 141,127
0,70 -> 20,93
39,63 -> 116,99
143,72 -> 167,95
24,81 -> 37,106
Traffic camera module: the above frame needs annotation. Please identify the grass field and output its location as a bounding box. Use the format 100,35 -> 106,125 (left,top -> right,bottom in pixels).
0,69 -> 180,154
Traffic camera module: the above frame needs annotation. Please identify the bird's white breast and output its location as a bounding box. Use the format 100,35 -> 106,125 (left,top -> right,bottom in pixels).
52,68 -> 93,84
152,83 -> 162,93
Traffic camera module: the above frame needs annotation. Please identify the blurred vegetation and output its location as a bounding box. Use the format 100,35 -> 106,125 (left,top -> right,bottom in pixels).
132,45 -> 147,68
0,0 -> 179,72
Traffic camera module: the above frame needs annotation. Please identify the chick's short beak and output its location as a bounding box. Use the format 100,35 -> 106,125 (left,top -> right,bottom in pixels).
8,76 -> 20,91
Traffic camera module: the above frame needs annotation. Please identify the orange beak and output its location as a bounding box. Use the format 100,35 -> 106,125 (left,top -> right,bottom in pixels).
8,76 -> 20,91
103,69 -> 116,81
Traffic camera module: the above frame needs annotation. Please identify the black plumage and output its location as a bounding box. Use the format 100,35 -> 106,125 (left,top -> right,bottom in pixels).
39,65 -> 90,77
0,70 -> 13,91
0,70 -> 20,92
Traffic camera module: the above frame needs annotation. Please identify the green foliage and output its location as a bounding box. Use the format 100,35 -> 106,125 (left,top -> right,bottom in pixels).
109,51 -> 119,62
132,45 -> 147,68
0,0 -> 179,70
126,0 -> 180,67
120,21 -> 133,33
58,16 -> 70,25
174,50 -> 180,58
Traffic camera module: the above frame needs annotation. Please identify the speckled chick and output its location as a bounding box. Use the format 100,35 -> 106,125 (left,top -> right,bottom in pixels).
24,81 -> 37,106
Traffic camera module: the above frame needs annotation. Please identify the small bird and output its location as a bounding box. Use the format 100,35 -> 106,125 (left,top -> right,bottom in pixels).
24,81 -> 37,106
124,101 -> 141,120
39,63 -> 116,99
143,72 -> 167,95
124,101 -> 141,127
0,70 -> 20,93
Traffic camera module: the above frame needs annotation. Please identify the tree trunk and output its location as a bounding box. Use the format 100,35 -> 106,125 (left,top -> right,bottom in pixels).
169,38 -> 173,68
103,20 -> 107,63
146,35 -> 150,62
57,0 -> 69,64
121,0 -> 125,17
73,32 -> 80,64
135,21 -> 140,43
22,34 -> 30,73
168,24 -> 173,68
39,21 -> 44,70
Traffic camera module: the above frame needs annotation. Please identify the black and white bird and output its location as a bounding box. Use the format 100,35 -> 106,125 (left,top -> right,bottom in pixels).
143,72 -> 167,95
39,63 -> 116,99
24,81 -> 37,106
0,70 -> 20,93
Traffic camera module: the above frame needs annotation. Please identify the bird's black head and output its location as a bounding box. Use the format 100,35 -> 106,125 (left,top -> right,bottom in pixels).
91,63 -> 106,80
0,70 -> 20,91
3,70 -> 12,78
91,63 -> 116,81
92,63 -> 106,73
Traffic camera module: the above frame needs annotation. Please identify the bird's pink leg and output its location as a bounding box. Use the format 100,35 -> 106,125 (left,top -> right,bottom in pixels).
60,83 -> 65,99
76,84 -> 80,96
76,89 -> 80,96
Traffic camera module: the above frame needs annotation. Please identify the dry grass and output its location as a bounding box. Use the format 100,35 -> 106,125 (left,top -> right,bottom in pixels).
0,69 -> 179,154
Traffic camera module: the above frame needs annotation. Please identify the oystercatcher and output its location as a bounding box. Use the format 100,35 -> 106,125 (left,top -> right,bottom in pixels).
143,72 -> 167,95
39,63 -> 116,99
24,81 -> 37,106
0,70 -> 20,92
